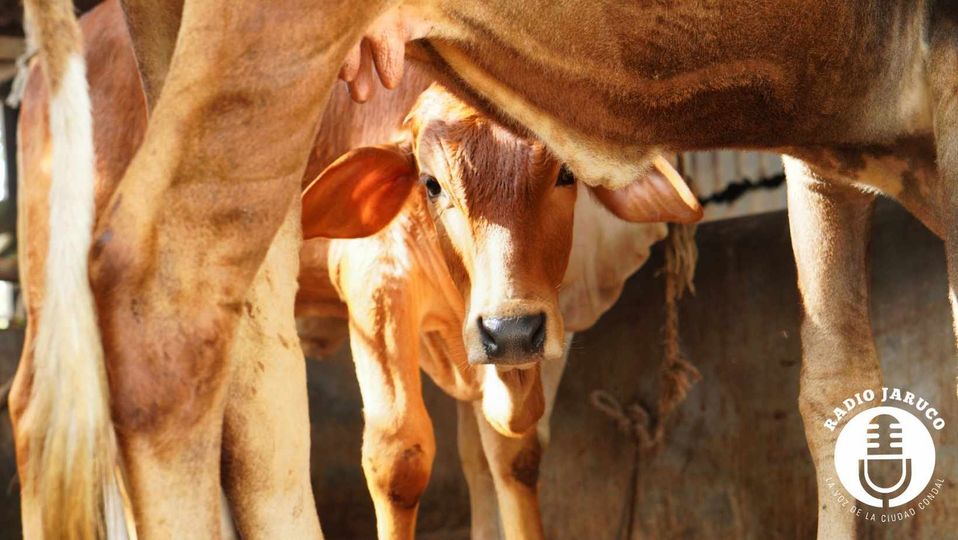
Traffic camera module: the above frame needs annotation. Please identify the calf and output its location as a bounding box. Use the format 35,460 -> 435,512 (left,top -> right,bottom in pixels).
300,82 -> 669,539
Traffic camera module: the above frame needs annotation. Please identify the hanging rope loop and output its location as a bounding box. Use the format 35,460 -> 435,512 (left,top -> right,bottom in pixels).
589,389 -> 654,449
588,155 -> 703,540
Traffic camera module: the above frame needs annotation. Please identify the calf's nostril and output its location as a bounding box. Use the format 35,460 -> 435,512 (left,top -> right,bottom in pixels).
528,313 -> 546,351
477,313 -> 546,360
478,316 -> 502,358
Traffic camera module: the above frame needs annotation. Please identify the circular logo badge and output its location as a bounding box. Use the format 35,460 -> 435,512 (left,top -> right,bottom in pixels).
834,406 -> 936,509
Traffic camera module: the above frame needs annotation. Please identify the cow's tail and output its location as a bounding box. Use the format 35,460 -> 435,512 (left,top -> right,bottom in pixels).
21,1 -> 131,538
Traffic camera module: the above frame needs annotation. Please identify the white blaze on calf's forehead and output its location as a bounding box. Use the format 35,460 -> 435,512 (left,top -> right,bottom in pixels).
468,222 -> 519,300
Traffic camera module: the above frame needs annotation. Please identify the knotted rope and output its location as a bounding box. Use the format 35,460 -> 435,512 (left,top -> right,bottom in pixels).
590,154 -> 702,539
657,215 -> 702,441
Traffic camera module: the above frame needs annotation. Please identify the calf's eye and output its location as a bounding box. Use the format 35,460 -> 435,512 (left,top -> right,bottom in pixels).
556,164 -> 576,187
421,174 -> 442,199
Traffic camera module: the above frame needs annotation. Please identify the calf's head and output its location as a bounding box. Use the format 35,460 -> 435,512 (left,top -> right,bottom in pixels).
302,84 -> 690,435
305,86 -> 579,364
408,89 -> 576,369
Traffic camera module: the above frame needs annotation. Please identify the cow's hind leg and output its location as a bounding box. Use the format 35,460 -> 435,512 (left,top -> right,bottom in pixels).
118,0 -> 183,108
88,0 -> 393,536
785,157 -> 880,539
928,20 -> 958,399
221,204 -> 322,539
9,323 -> 40,537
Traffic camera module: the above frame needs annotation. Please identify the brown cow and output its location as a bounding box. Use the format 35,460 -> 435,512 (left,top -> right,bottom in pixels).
265,5 -> 958,539
20,0 -> 958,538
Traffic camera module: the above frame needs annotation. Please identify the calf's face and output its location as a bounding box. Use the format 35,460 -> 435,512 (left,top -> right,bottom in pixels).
407,89 -> 575,369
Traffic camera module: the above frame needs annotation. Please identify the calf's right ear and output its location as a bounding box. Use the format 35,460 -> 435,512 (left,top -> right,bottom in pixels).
591,156 -> 703,224
302,145 -> 417,239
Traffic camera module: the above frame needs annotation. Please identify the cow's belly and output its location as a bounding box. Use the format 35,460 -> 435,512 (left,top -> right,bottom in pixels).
789,138 -> 943,237
423,1 -> 925,186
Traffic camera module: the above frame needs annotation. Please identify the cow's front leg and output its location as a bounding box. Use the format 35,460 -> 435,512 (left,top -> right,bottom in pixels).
89,1 -> 393,537
221,203 -> 323,539
785,157 -> 880,539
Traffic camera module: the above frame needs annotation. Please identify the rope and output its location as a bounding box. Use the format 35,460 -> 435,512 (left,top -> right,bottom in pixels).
589,390 -> 653,449
698,173 -> 786,206
653,155 -> 702,448
590,390 -> 645,540
658,215 -> 702,444
589,154 -> 702,540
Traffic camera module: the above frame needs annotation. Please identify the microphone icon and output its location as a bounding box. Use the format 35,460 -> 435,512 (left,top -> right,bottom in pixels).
859,413 -> 911,511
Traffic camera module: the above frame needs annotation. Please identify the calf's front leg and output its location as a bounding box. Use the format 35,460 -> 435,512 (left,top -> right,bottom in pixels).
457,333 -> 571,540
456,400 -> 501,540
469,400 -> 544,540
347,289 -> 435,539
785,157 -> 880,539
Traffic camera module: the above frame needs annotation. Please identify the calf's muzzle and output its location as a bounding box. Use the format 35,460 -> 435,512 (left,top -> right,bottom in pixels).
475,313 -> 546,364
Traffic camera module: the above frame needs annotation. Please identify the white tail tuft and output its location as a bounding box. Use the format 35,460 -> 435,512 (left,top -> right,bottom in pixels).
21,1 -> 134,538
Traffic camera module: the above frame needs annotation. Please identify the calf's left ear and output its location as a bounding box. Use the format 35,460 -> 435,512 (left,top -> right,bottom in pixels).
302,145 -> 417,239
591,156 -> 703,224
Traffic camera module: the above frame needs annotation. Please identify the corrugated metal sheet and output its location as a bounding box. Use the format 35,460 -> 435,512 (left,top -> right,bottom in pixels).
679,151 -> 786,222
